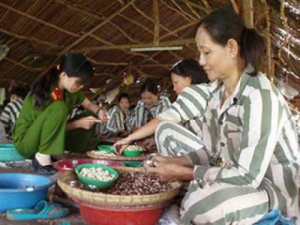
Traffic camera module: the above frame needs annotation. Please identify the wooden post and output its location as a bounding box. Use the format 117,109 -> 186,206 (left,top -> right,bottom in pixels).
243,0 -> 254,28
153,0 -> 160,45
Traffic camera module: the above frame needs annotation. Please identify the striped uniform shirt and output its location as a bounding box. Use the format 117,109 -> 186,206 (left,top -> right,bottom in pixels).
128,96 -> 171,131
158,66 -> 300,219
67,105 -> 85,121
105,105 -> 130,134
0,99 -> 23,139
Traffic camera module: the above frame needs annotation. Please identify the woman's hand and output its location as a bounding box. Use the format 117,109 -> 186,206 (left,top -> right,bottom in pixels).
75,116 -> 102,130
145,162 -> 193,181
113,137 -> 132,155
97,109 -> 109,123
144,154 -> 194,181
143,138 -> 156,150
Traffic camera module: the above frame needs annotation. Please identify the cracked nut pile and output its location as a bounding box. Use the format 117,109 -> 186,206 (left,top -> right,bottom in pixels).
101,172 -> 172,195
125,145 -> 145,152
79,167 -> 116,181
90,150 -> 116,157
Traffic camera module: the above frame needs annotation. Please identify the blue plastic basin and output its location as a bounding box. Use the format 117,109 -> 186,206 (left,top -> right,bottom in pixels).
0,173 -> 55,212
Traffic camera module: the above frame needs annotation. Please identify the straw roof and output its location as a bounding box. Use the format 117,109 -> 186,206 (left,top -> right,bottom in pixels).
0,0 -> 299,100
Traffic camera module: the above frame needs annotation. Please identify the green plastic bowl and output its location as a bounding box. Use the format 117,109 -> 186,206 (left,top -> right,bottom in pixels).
75,164 -> 119,189
97,145 -> 114,153
122,161 -> 143,167
123,149 -> 142,157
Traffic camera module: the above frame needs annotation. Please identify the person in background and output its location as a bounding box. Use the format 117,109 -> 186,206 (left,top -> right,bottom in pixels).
128,78 -> 171,133
114,59 -> 208,155
0,121 -> 8,143
144,9 -> 300,225
170,58 -> 208,142
105,93 -> 131,137
127,78 -> 171,149
0,83 -> 29,141
65,99 -> 101,153
13,53 -> 108,174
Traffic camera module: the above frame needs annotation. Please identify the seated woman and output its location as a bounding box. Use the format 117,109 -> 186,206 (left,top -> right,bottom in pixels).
127,78 -> 171,132
105,93 -> 131,137
13,53 -> 108,174
0,83 -> 29,141
114,59 -> 208,155
143,9 -> 299,225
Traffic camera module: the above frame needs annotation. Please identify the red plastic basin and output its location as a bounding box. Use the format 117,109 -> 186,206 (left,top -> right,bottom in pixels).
74,198 -> 168,225
53,158 -> 124,174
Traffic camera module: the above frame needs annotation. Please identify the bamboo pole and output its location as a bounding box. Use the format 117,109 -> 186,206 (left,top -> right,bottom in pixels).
39,0 -> 135,78
55,0 -> 141,44
0,2 -> 79,37
0,28 -> 61,48
278,0 -> 290,68
162,1 -> 193,22
159,21 -> 198,41
4,58 -> 44,72
185,1 -> 209,14
183,0 -> 201,19
170,0 -> 196,21
199,0 -> 211,13
153,0 -> 160,45
243,0 -> 254,28
132,3 -> 180,38
230,0 -> 240,14
262,0 -> 273,80
119,14 -> 153,35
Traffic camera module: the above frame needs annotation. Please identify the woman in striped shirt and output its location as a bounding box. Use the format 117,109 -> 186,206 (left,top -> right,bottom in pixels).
127,78 -> 171,132
105,93 -> 131,137
0,83 -> 29,141
144,9 -> 300,224
114,59 -> 207,152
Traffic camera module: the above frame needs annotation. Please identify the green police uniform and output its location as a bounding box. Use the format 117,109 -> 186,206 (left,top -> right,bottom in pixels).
13,87 -> 85,158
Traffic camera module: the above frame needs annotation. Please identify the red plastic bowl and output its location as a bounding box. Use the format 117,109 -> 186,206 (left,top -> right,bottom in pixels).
74,198 -> 168,225
53,158 -> 124,174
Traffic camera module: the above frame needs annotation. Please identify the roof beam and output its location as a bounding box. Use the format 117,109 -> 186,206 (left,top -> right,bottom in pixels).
4,57 -> 43,72
0,2 -> 79,37
0,27 -> 61,48
40,0 -> 135,78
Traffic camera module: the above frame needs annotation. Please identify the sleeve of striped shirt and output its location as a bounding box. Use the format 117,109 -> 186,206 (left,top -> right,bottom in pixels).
157,96 -> 171,115
127,101 -> 146,131
157,84 -> 209,124
192,90 -> 283,189
107,109 -> 126,134
0,102 -> 16,128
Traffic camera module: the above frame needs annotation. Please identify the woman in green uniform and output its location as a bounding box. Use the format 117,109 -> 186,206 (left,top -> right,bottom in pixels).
13,53 -> 108,174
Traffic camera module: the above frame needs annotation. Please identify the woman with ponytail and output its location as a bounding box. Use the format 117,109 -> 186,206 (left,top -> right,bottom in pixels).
13,53 -> 108,174
143,9 -> 300,224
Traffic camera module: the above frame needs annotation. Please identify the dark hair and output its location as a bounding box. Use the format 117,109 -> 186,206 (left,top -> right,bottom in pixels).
196,8 -> 266,76
140,78 -> 158,95
9,83 -> 29,99
170,59 -> 209,84
118,93 -> 130,102
31,53 -> 94,107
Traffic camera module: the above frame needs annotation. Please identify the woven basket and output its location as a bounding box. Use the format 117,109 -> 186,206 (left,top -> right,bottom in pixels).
0,144 -> 25,162
87,150 -> 148,161
57,167 -> 181,207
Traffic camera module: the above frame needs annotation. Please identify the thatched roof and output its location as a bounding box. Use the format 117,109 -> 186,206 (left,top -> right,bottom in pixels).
0,0 -> 299,101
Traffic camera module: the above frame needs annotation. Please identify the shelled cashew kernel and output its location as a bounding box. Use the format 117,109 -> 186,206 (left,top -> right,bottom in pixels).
90,150 -> 116,157
79,167 -> 116,181
125,145 -> 144,152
